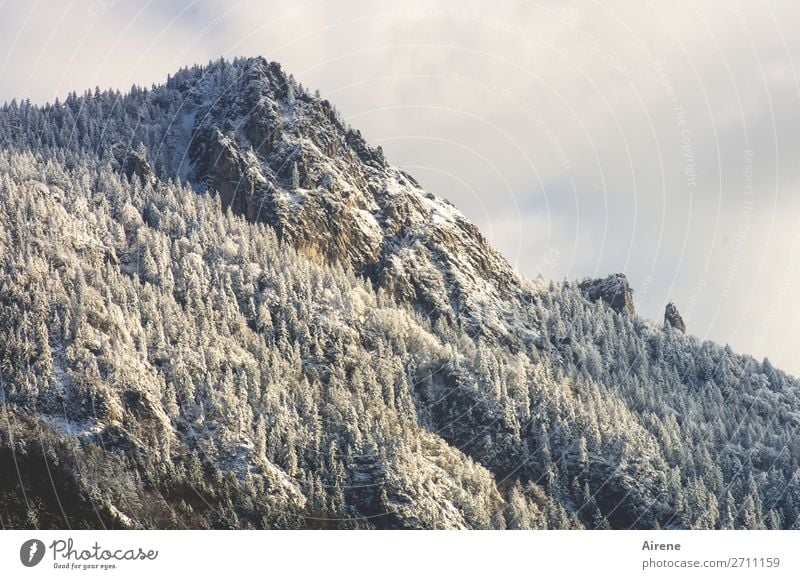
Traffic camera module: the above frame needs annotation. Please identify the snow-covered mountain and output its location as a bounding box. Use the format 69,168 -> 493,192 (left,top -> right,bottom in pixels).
2,57 -> 529,343
1,57 -> 799,529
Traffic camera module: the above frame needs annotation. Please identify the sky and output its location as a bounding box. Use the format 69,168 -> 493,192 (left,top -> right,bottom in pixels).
1,0 -> 799,376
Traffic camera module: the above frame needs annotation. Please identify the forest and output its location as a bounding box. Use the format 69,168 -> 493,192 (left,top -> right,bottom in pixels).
1,58 -> 799,529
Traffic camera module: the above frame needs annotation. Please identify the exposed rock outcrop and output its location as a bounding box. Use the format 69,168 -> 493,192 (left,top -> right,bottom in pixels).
579,273 -> 635,315
120,146 -> 155,184
169,57 -> 524,338
664,302 -> 686,333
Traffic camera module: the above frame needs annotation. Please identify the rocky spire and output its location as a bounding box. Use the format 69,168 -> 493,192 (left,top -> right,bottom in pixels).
664,302 -> 685,333
579,273 -> 635,315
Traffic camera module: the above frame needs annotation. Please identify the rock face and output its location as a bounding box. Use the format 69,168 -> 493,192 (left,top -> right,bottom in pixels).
664,302 -> 686,333
119,145 -> 155,184
142,57 -> 526,338
579,273 -> 635,315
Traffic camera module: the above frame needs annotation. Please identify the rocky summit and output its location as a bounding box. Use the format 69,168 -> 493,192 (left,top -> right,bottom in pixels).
664,302 -> 686,333
578,273 -> 635,316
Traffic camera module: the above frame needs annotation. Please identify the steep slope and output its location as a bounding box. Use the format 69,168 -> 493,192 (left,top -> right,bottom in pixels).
1,58 -> 800,530
0,57 -> 530,345
0,152 -> 577,528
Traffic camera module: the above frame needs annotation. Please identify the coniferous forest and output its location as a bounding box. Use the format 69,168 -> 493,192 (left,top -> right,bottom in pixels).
1,58 -> 799,529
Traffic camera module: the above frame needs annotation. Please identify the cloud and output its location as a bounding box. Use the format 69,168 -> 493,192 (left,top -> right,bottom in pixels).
1,0 -> 798,375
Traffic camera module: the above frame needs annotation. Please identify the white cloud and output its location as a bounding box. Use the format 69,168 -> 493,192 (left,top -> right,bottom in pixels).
1,0 -> 799,374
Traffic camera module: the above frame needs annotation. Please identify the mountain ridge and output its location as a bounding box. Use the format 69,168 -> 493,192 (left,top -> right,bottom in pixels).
1,57 -> 799,530
1,57 -> 529,344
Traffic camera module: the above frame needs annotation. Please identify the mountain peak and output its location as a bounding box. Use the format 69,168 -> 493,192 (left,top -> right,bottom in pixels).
579,273 -> 634,315
162,58 -> 526,338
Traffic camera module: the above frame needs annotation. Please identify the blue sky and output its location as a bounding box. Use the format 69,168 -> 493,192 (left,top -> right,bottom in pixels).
2,0 -> 799,376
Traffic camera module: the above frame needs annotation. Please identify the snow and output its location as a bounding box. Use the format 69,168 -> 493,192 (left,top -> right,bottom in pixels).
354,208 -> 382,239
107,504 -> 135,527
40,414 -> 103,438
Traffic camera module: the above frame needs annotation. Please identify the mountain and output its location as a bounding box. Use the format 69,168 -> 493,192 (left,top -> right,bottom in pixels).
1,57 -> 528,343
1,57 -> 799,530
